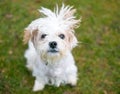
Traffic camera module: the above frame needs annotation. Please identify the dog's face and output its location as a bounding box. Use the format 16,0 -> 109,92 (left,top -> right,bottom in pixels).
23,5 -> 81,62
31,25 -> 77,62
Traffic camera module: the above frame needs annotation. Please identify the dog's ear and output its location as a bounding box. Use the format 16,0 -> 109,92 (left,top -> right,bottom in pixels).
23,19 -> 41,44
67,31 -> 78,49
31,29 -> 38,45
23,29 -> 38,44
23,30 -> 31,44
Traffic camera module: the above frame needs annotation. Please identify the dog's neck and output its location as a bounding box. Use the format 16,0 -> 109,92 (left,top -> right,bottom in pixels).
38,51 -> 70,66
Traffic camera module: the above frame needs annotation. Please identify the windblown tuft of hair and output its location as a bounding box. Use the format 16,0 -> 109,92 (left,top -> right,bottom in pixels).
24,4 -> 81,44
39,4 -> 81,30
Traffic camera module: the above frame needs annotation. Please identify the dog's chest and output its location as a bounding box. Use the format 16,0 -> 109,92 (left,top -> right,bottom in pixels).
45,63 -> 64,77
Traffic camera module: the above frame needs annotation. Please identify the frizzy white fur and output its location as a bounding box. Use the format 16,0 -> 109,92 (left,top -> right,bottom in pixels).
25,4 -> 81,34
24,4 -> 81,91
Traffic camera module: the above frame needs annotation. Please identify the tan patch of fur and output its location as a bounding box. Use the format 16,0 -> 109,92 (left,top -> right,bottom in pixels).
23,29 -> 38,44
31,29 -> 38,45
23,30 -> 31,44
66,31 -> 77,49
67,32 -> 74,44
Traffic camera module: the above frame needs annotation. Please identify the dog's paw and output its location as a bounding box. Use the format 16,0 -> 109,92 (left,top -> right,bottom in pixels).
33,80 -> 45,91
68,76 -> 77,86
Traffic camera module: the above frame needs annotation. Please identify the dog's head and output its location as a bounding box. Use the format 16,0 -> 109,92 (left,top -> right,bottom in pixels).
23,4 -> 81,62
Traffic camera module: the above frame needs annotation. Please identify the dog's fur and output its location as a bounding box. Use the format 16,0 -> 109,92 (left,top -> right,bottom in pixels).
24,4 -> 81,91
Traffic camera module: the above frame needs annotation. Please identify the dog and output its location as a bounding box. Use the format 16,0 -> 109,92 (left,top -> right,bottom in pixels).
23,4 -> 81,91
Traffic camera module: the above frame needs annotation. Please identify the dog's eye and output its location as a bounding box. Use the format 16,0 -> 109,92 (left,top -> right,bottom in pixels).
59,34 -> 65,39
41,34 -> 47,39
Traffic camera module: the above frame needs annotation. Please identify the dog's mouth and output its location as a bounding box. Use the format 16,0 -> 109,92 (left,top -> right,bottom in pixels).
48,49 -> 59,53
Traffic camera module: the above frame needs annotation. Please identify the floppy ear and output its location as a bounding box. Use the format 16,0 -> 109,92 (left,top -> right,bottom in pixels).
23,29 -> 38,44
31,29 -> 38,45
23,19 -> 40,44
67,31 -> 78,49
23,30 -> 31,44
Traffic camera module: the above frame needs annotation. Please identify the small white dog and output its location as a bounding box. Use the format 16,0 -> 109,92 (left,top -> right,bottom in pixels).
23,4 -> 81,91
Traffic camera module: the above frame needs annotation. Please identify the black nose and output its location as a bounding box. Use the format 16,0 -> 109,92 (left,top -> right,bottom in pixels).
49,41 -> 57,49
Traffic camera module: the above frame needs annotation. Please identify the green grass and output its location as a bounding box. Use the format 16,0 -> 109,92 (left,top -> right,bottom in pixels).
0,0 -> 120,94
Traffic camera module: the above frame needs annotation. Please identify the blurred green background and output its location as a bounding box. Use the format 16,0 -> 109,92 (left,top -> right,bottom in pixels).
0,0 -> 120,94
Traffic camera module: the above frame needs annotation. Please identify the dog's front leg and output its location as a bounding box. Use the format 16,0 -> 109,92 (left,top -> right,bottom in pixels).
66,66 -> 78,86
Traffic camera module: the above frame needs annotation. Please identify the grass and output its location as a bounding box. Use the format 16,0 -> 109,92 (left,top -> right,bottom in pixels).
0,0 -> 120,94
